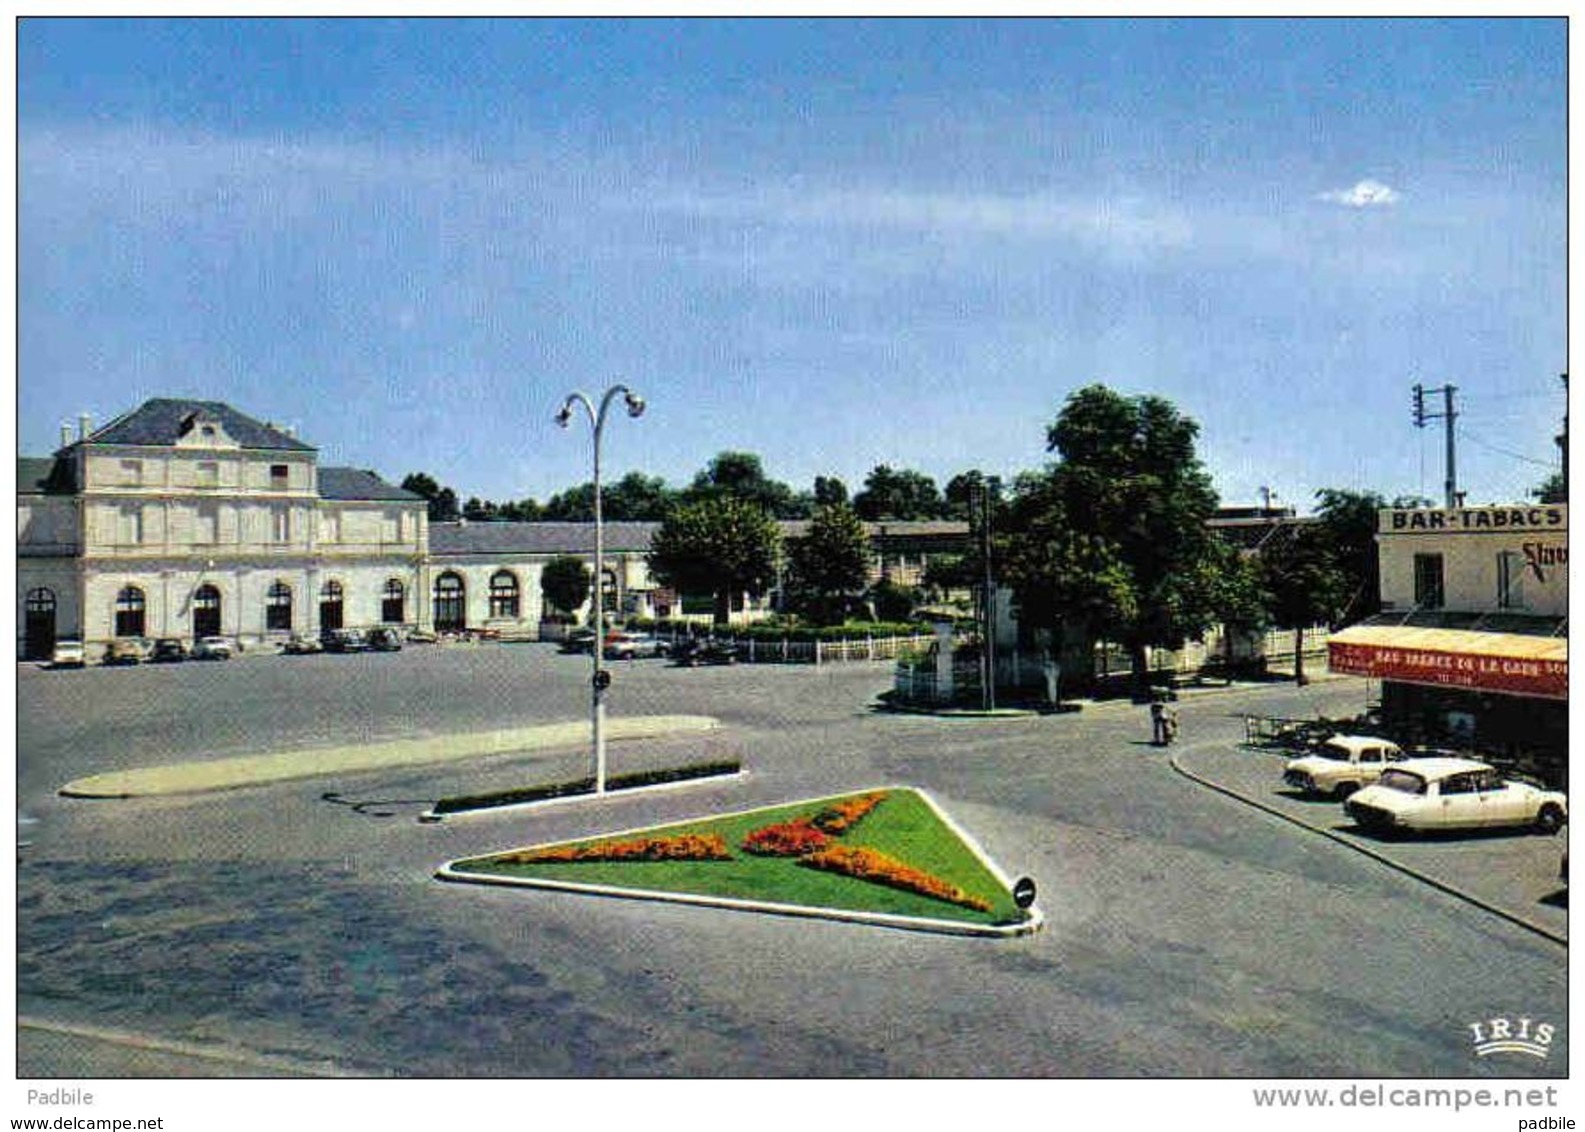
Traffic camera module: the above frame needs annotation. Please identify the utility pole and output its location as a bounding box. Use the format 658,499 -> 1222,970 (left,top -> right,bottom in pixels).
1412,382 -> 1459,508
1558,372 -> 1568,497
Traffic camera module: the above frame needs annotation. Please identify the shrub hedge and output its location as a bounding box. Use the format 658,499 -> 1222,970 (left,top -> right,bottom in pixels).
432,758 -> 742,815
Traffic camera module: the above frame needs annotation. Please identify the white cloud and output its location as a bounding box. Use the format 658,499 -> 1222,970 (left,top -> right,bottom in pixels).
1318,179 -> 1402,208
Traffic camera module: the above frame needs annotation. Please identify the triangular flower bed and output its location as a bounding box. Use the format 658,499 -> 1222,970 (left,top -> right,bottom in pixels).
437,787 -> 1041,937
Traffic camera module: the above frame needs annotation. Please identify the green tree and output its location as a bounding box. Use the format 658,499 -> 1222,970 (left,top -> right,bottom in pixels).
685,451 -> 805,517
1533,471 -> 1567,504
1260,525 -> 1348,684
400,471 -> 440,499
1203,539 -> 1270,676
542,473 -> 676,521
867,579 -> 920,622
1312,488 -> 1387,623
648,497 -> 783,625
498,498 -> 546,522
786,502 -> 871,624
542,483 -> 596,521
813,475 -> 849,507
541,555 -> 592,619
401,473 -> 461,523
853,465 -> 945,520
1001,474 -> 1136,668
942,470 -> 1002,521
1003,385 -> 1221,693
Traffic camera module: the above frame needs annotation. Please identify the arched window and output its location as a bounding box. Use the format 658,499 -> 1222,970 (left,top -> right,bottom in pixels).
433,572 -> 465,632
489,570 -> 520,619
192,584 -> 222,638
381,579 -> 406,624
266,581 -> 293,632
319,579 -> 345,632
115,586 -> 147,638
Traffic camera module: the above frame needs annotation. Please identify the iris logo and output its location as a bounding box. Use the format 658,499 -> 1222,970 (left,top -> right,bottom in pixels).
1468,1017 -> 1556,1060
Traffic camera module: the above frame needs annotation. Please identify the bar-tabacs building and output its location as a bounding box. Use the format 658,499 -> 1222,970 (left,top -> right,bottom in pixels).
1328,503 -> 1567,785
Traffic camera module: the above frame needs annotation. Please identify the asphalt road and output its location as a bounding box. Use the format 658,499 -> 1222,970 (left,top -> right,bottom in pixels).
15,644 -> 1569,1078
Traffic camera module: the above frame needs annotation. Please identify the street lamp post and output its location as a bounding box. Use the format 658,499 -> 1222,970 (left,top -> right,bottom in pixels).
556,384 -> 646,794
969,481 -> 996,712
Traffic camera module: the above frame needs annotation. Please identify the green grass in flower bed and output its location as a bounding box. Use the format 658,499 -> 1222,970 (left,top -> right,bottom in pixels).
448,788 -> 1022,926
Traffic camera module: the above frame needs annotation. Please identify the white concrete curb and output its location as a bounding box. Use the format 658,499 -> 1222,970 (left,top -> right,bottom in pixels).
58,714 -> 721,798
435,785 -> 1044,938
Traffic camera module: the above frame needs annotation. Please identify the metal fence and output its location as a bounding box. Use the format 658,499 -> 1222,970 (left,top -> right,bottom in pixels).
892,625 -> 1335,705
653,629 -> 936,665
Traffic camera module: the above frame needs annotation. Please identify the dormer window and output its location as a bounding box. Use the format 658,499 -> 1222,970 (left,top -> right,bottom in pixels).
176,410 -> 236,451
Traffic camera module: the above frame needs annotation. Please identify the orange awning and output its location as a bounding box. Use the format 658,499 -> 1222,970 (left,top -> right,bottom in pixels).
1328,624 -> 1567,700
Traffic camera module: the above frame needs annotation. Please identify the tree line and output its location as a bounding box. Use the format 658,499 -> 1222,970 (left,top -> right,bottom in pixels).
406,383 -> 1565,693
400,455 -> 994,525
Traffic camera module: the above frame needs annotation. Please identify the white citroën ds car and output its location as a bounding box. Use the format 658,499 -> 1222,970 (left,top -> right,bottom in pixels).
1344,757 -> 1568,836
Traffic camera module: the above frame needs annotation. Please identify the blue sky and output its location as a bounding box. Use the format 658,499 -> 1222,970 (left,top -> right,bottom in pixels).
18,17 -> 1567,511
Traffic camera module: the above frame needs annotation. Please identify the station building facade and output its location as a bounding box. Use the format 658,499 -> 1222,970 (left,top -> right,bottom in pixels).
1327,502 -> 1568,784
18,398 -> 971,657
18,400 -> 429,659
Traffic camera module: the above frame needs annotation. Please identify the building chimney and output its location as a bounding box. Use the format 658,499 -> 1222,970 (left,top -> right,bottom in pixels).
77,413 -> 92,441
60,423 -> 74,448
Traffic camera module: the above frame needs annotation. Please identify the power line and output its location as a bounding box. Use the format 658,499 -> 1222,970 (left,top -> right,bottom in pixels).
1455,426 -> 1557,469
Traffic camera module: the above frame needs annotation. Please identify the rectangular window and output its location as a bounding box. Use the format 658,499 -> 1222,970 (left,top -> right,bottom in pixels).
196,460 -> 220,488
119,459 -> 143,486
1413,553 -> 1445,610
321,512 -> 341,544
1496,551 -> 1526,610
271,506 -> 291,543
118,505 -> 145,546
270,463 -> 289,489
194,502 -> 219,545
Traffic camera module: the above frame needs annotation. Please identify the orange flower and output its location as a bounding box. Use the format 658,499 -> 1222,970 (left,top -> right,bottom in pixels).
810,791 -> 888,834
741,820 -> 830,857
501,833 -> 733,864
798,845 -> 991,912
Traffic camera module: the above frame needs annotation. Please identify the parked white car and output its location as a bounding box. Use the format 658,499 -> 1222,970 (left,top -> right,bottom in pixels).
191,636 -> 234,661
1344,757 -> 1568,836
49,638 -> 85,668
1283,734 -> 1404,799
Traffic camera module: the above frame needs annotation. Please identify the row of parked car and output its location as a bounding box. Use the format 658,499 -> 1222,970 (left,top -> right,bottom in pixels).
279,628 -> 404,654
50,635 -> 237,667
1282,734 -> 1568,836
558,628 -> 740,666
47,626 -> 409,668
